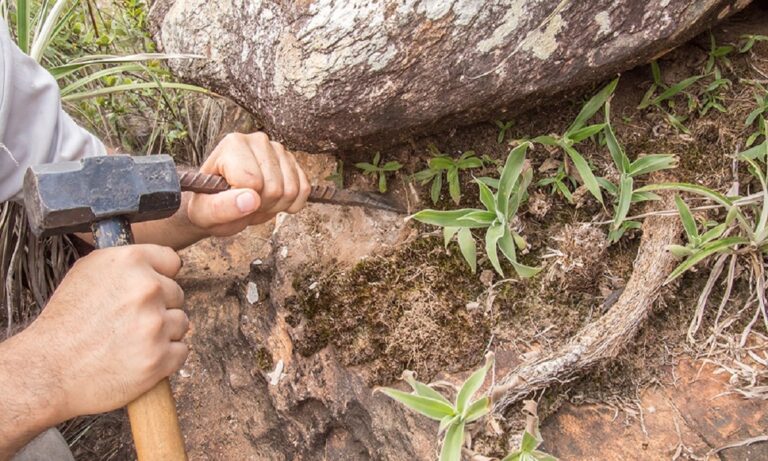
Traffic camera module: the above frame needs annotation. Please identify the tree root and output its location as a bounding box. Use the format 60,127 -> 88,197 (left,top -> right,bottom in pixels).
492,208 -> 681,413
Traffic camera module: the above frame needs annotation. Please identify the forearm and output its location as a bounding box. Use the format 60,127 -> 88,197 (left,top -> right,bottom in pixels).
131,192 -> 209,250
0,329 -> 64,460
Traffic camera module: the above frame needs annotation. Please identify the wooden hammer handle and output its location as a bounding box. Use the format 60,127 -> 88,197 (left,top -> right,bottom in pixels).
92,217 -> 187,461
127,379 -> 187,461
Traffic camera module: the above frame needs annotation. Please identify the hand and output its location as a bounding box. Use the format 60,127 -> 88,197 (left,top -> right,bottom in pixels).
186,132 -> 311,237
22,245 -> 188,421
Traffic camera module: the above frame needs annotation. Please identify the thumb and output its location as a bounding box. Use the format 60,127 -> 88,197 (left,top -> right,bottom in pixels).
187,188 -> 261,229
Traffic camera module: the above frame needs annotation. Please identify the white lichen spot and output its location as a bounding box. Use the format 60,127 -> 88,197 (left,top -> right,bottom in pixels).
240,42 -> 250,63
660,0 -> 671,7
417,0 -> 455,20
521,13 -> 565,60
451,0 -> 484,26
477,0 -> 526,53
595,11 -> 611,35
368,44 -> 398,71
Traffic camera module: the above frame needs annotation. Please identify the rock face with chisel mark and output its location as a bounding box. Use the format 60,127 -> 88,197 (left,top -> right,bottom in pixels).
149,0 -> 750,152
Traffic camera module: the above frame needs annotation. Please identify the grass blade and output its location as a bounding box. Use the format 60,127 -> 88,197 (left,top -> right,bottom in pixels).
477,179 -> 496,213
402,371 -> 452,406
431,173 -> 443,204
628,154 -> 677,177
447,168 -> 461,204
665,236 -> 749,284
564,145 -> 603,205
674,195 -> 699,242
17,0 -> 30,53
62,81 -> 213,102
645,75 -> 702,108
496,143 -> 529,215
612,175 -> 633,231
59,63 -> 145,96
443,226 -> 459,248
567,77 -> 619,134
604,101 -> 631,173
411,209 -> 488,228
457,228 -> 477,273
29,0 -> 70,62
485,223 -> 505,275
567,123 -> 605,143
463,397 -> 490,423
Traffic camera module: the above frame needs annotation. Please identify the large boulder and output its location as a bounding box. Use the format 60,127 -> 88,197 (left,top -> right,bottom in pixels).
150,0 -> 750,152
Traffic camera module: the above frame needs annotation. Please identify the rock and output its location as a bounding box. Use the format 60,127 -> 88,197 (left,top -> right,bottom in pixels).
149,0 -> 750,152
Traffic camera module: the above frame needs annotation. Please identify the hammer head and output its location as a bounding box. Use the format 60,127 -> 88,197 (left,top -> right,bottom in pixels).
24,155 -> 182,237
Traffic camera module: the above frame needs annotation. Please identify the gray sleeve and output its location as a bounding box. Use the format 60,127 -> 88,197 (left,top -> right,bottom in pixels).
0,20 -> 106,203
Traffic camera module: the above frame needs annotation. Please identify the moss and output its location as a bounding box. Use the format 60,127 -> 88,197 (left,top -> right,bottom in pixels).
255,346 -> 274,371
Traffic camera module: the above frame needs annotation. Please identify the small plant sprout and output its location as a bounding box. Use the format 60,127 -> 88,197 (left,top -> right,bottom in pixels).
638,61 -> 701,133
412,145 -> 484,204
532,78 -> 620,206
378,354 -> 494,461
536,162 -> 576,204
411,143 -> 540,277
704,33 -> 734,75
602,100 -> 677,242
745,84 -> 768,148
355,152 -> 403,193
739,34 -> 768,54
495,119 -> 515,144
502,401 -> 557,461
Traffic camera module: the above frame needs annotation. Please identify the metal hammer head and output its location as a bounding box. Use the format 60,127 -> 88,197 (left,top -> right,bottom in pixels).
24,155 -> 182,237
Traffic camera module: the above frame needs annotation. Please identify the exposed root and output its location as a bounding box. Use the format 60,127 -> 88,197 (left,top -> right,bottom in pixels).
492,207 -> 680,412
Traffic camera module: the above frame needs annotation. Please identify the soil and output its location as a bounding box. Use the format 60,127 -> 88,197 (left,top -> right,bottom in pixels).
67,4 -> 768,460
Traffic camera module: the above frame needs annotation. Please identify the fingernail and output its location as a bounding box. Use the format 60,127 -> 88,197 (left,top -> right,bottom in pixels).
236,192 -> 257,213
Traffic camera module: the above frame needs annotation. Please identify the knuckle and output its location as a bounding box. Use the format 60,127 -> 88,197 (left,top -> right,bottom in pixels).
270,140 -> 285,154
262,182 -> 284,201
283,183 -> 299,202
223,132 -> 245,144
249,131 -> 270,144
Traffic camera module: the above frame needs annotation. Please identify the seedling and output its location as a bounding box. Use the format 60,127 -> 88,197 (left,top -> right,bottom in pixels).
704,33 -> 734,75
411,143 -> 540,277
495,119 -> 515,144
745,85 -> 768,148
601,101 -> 677,242
355,152 -> 402,193
739,34 -> 768,53
638,61 -> 701,133
532,78 -> 620,206
378,354 -> 493,461
412,145 -> 484,204
536,162 -> 576,204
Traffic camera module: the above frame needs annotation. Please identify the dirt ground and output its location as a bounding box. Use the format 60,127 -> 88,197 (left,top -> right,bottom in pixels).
68,4 -> 768,460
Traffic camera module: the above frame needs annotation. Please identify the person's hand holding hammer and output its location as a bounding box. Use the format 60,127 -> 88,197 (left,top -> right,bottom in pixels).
0,131 -> 310,460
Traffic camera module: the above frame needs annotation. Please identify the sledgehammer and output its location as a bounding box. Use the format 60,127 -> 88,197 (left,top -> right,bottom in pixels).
23,155 -> 187,461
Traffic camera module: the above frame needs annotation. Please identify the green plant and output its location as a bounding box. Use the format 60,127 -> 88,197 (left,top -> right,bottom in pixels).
704,33 -> 734,75
412,145 -> 484,204
532,78 -> 620,206
325,160 -> 345,188
600,101 -> 677,242
638,61 -> 701,133
378,354 -> 494,461
411,143 -> 540,277
355,152 -> 402,193
502,428 -> 556,461
739,34 -> 768,53
536,162 -> 576,204
495,119 -> 514,144
745,84 -> 768,148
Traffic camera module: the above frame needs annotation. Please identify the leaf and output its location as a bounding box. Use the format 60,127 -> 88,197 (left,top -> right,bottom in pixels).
411,209 -> 490,228
521,431 -> 541,452
635,183 -> 734,208
700,223 -> 727,244
564,146 -> 603,205
604,103 -> 631,174
439,420 -> 465,461
612,175 -> 633,231
665,237 -> 749,284
463,397 -> 490,422
631,191 -> 661,202
739,140 -> 768,161
61,81 -> 212,102
651,60 -> 662,86
628,154 -> 677,177
60,63 -> 146,96
29,0 -> 72,62
447,168 -> 461,204
567,78 -> 619,134
512,261 -> 543,278
458,157 -> 483,169
532,135 -> 560,146
477,179 -> 497,212
431,173 -> 443,203
373,152 -> 381,166
378,388 -> 456,421
456,353 -> 494,414
16,0 -> 30,53
498,227 -> 518,264
666,244 -> 694,258
567,123 -> 606,143
402,371 -> 453,406
443,227 -> 460,248
457,228 -> 477,273
485,223 -> 506,275
439,414 -> 459,434
378,173 -> 387,193
48,53 -> 204,80
430,157 -> 455,170
381,161 -> 403,172
674,195 -> 699,243
457,211 -> 497,226
496,143 -> 529,215
644,75 -> 702,108
596,177 -> 618,196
